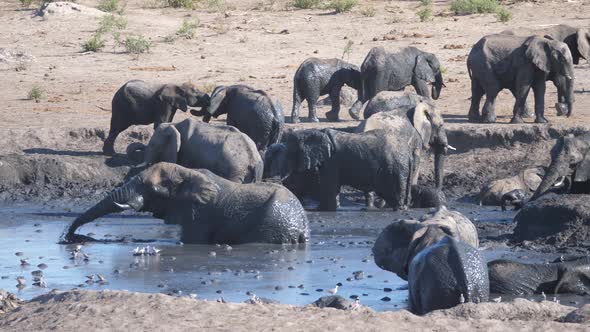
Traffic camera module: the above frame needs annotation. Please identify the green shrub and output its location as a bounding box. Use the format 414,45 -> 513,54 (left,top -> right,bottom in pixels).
450,0 -> 498,15
496,6 -> 512,22
417,5 -> 432,21
165,0 -> 197,9
28,85 -> 43,103
19,0 -> 35,7
98,0 -> 119,12
341,40 -> 353,59
421,0 -> 432,6
360,6 -> 376,17
327,0 -> 357,13
97,14 -> 127,34
82,34 -> 105,52
123,35 -> 152,54
292,0 -> 320,9
207,0 -> 227,12
176,19 -> 198,39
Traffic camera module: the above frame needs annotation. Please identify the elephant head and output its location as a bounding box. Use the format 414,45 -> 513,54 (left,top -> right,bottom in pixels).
532,135 -> 590,200
372,219 -> 422,280
573,28 -> 590,65
135,123 -> 181,168
190,85 -> 228,123
264,143 -> 288,180
410,102 -> 449,188
158,83 -> 210,113
414,52 -> 444,100
525,36 -> 575,116
342,63 -> 362,91
61,163 -> 219,243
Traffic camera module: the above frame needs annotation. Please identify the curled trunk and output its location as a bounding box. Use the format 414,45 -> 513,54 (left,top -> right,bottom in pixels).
531,155 -> 568,200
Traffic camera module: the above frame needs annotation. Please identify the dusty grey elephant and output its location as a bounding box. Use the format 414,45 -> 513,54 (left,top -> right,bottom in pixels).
348,47 -> 444,120
60,163 -> 309,245
467,34 -> 575,124
191,85 -> 283,151
372,206 -> 479,280
103,80 -> 210,155
479,166 -> 545,206
132,118 -> 262,184
362,91 -> 428,120
532,134 -> 590,200
408,234 -> 489,315
291,58 -> 360,123
489,256 -> 590,295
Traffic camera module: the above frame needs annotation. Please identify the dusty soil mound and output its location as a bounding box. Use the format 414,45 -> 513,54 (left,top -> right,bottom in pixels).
0,291 -> 22,315
514,194 -> 590,248
0,290 -> 587,331
35,2 -> 105,18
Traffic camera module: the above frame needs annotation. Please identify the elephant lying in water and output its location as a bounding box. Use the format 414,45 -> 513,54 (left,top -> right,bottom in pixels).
479,166 -> 545,209
61,163 -> 309,245
489,256 -> 590,295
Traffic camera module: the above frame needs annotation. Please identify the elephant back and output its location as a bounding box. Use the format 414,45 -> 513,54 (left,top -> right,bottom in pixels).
416,206 -> 479,248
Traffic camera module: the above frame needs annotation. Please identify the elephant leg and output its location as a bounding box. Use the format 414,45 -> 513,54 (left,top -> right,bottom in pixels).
510,86 -> 530,124
318,163 -> 340,211
348,100 -> 363,120
103,119 -> 128,156
468,78 -> 484,123
481,89 -> 499,123
325,85 -> 342,122
532,81 -> 548,124
291,87 -> 303,124
361,191 -> 377,211
510,88 -> 533,118
555,84 -> 567,116
306,94 -> 320,123
412,78 -> 429,98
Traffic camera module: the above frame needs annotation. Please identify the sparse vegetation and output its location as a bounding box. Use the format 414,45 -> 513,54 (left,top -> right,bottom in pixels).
82,34 -> 106,52
97,14 -> 128,34
421,0 -> 432,5
18,0 -> 35,7
28,85 -> 43,103
291,0 -> 320,9
97,0 -> 119,12
417,5 -> 433,21
326,0 -> 357,13
450,0 -> 498,15
496,6 -> 512,22
207,0 -> 227,12
165,0 -> 197,9
176,19 -> 198,39
360,6 -> 376,17
121,35 -> 152,54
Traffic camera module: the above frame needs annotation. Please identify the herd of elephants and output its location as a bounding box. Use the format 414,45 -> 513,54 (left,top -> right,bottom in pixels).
57,24 -> 590,314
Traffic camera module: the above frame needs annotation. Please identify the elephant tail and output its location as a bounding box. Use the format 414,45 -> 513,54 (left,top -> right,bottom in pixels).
269,100 -> 285,146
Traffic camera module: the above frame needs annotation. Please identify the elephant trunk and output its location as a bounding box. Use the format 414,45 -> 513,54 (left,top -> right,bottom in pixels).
434,145 -> 445,189
60,178 -> 143,243
565,78 -> 575,117
431,73 -> 444,100
531,155 -> 568,200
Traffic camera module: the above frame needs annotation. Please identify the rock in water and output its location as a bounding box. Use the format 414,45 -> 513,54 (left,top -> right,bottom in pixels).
311,295 -> 354,310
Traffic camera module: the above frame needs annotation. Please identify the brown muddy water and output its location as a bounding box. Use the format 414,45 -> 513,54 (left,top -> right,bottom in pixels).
0,201 -> 587,311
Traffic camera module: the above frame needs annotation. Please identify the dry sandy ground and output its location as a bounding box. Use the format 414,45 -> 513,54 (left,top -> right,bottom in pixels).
0,290 -> 588,331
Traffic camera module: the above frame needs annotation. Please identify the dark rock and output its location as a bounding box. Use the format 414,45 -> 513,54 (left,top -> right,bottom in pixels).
381,296 -> 392,302
384,287 -> 393,292
562,304 -> 590,323
311,295 -> 353,310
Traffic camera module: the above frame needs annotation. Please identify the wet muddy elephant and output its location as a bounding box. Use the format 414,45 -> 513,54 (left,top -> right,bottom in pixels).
291,58 -> 360,123
103,80 -> 210,155
348,47 -> 444,120
132,118 -> 263,184
191,85 -> 284,152
532,134 -> 590,200
479,166 -> 545,207
61,163 -> 309,245
489,256 -> 590,295
467,34 -> 575,124
361,91 -> 427,120
267,128 -> 426,211
372,206 -> 479,280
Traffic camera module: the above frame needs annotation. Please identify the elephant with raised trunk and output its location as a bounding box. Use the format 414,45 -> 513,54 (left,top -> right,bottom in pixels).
132,118 -> 262,184
191,85 -> 283,152
489,256 -> 590,295
467,34 -> 575,124
291,58 -> 360,123
532,134 -> 590,200
61,163 -> 309,245
103,80 -> 210,156
348,47 -> 444,120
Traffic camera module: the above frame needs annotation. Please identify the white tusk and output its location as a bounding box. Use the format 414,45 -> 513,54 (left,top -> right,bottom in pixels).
446,145 -> 457,151
134,162 -> 148,168
114,202 -> 132,210
553,176 -> 566,187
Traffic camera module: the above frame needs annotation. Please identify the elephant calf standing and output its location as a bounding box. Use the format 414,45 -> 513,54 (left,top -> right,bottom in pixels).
349,46 -> 444,120
467,34 -> 575,124
134,118 -> 263,184
291,57 -> 360,123
192,85 -> 283,152
61,163 -> 309,245
103,80 -> 210,155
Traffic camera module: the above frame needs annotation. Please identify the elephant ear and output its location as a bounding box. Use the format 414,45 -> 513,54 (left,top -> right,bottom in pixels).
411,103 -> 433,149
414,53 -> 438,83
577,28 -> 590,61
525,37 -> 551,73
159,85 -> 188,112
523,167 -> 545,191
298,130 -> 333,172
574,153 -> 590,182
207,86 -> 227,116
149,124 -> 181,164
176,169 -> 219,205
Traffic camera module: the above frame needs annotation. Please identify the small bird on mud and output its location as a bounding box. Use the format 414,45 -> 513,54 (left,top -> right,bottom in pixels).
327,285 -> 338,295
459,293 -> 465,304
96,274 -> 106,282
492,297 -> 501,303
541,291 -> 547,301
20,259 -> 29,266
16,276 -> 26,288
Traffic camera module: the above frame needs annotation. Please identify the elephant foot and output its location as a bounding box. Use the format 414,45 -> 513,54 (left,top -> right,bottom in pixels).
510,115 -> 524,124
308,116 -> 320,123
102,145 -> 115,156
481,114 -> 496,123
325,110 -> 340,122
534,116 -> 548,124
348,107 -> 360,121
467,113 -> 480,123
291,116 -> 300,124
555,103 -> 568,116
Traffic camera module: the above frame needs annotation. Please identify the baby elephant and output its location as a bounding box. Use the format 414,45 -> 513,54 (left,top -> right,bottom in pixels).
103,80 -> 210,155
291,58 -> 360,123
61,163 -> 309,245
